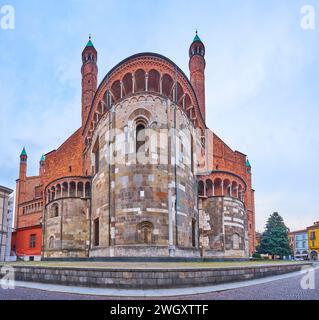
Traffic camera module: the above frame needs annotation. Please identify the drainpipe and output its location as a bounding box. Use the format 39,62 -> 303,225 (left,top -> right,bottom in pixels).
108,88 -> 112,247
0,192 -> 5,261
174,65 -> 178,247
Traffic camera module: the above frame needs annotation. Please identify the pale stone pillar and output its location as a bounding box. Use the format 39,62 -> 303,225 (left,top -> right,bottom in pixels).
160,76 -> 163,94
120,81 -> 123,99
132,74 -> 135,93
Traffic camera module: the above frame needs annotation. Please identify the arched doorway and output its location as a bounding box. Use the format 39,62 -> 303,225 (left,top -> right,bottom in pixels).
137,221 -> 154,245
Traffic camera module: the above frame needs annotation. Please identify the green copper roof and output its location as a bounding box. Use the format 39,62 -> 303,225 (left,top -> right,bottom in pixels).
86,39 -> 94,48
85,35 -> 95,49
246,159 -> 251,167
40,155 -> 46,162
193,34 -> 202,42
20,147 -> 27,157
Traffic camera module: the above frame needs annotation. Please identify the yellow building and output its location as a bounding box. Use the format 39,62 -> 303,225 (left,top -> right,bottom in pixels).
307,222 -> 319,260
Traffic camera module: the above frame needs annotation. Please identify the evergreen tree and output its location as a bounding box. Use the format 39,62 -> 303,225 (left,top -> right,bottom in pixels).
258,212 -> 292,258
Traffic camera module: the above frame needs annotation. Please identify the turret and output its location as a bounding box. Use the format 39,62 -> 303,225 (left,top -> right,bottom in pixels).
39,155 -> 45,176
81,36 -> 98,127
189,31 -> 206,121
15,147 -> 27,228
245,157 -> 255,254
19,147 -> 27,181
246,158 -> 251,174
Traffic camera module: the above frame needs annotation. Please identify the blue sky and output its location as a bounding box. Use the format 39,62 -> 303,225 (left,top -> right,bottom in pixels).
0,0 -> 318,231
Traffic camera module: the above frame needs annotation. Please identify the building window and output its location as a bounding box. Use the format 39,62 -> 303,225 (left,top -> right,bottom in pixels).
50,203 -> 59,218
179,141 -> 184,164
136,123 -> 146,155
137,221 -> 153,244
93,138 -> 100,175
191,135 -> 194,174
124,125 -> 129,155
49,236 -> 55,249
232,234 -> 241,250
311,231 -> 316,241
192,219 -> 196,248
30,234 -> 36,249
94,218 -> 100,247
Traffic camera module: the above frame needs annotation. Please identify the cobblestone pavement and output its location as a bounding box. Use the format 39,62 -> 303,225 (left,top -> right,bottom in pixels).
0,266 -> 318,300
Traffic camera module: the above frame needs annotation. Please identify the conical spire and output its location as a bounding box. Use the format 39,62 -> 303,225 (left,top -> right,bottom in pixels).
40,155 -> 45,162
20,147 -> 27,157
193,30 -> 202,43
85,35 -> 95,48
246,158 -> 251,168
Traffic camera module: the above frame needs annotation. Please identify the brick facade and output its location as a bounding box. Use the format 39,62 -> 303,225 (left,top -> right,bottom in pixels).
13,33 -> 256,260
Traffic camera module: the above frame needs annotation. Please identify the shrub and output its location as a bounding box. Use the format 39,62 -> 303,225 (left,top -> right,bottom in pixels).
252,252 -> 261,259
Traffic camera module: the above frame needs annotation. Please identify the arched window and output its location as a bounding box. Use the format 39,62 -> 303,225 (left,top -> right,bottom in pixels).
49,236 -> 55,249
232,234 -> 241,250
148,69 -> 160,93
122,73 -> 133,96
231,181 -> 238,198
162,74 -> 174,99
93,138 -> 100,175
206,180 -> 213,197
77,182 -> 84,198
136,121 -> 146,155
85,182 -> 91,198
94,218 -> 100,247
224,179 -> 231,197
111,80 -> 121,102
198,181 -> 205,197
214,178 -> 222,196
56,184 -> 61,199
135,69 -> 146,92
69,182 -> 76,197
51,203 -> 59,218
137,221 -> 154,244
238,185 -> 243,201
51,187 -> 56,200
192,219 -> 196,247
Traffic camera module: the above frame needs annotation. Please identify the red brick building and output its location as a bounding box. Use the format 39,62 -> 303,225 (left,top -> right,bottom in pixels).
13,33 -> 256,260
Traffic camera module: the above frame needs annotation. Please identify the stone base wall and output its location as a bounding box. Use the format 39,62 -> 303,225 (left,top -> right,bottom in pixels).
199,196 -> 249,258
89,245 -> 200,258
90,95 -> 199,255
7,263 -> 312,289
45,250 -> 88,259
44,198 -> 90,258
